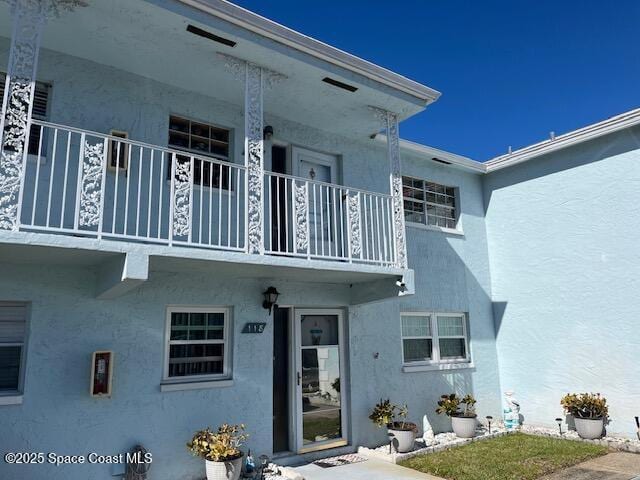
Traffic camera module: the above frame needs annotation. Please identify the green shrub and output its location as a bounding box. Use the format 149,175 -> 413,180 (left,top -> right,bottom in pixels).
561,393 -> 608,419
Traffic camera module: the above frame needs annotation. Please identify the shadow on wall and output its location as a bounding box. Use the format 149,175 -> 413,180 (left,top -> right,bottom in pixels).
351,212 -> 504,447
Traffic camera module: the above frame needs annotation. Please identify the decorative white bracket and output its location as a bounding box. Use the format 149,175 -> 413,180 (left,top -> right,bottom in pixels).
370,106 -> 408,268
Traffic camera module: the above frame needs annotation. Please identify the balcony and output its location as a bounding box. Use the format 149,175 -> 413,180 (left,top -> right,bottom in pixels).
8,120 -> 398,267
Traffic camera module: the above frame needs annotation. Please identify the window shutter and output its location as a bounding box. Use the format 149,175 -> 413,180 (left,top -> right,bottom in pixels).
0,304 -> 27,343
0,72 -> 50,119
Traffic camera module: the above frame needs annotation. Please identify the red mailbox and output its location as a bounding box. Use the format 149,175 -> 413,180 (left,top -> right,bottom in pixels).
90,351 -> 113,397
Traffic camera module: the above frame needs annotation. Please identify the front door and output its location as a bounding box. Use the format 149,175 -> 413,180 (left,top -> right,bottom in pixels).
292,147 -> 339,258
294,309 -> 347,453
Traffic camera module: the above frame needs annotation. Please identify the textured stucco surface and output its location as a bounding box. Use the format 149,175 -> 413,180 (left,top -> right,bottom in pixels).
484,126 -> 640,438
0,37 -> 501,480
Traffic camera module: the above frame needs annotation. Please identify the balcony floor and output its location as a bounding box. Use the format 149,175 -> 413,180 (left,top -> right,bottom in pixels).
0,230 -> 411,288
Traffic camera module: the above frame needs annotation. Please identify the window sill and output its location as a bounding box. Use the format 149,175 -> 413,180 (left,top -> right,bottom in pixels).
160,379 -> 233,392
0,394 -> 23,406
402,362 -> 474,373
406,222 -> 464,236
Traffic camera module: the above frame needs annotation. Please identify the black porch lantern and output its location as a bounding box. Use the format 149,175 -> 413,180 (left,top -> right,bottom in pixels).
262,286 -> 280,313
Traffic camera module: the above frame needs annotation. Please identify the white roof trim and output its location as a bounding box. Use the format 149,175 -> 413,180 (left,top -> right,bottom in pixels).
375,135 -> 486,174
486,107 -> 640,172
176,0 -> 441,104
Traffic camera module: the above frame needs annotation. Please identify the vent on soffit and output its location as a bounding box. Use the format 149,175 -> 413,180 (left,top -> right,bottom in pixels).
187,24 -> 236,48
322,77 -> 358,92
431,157 -> 452,165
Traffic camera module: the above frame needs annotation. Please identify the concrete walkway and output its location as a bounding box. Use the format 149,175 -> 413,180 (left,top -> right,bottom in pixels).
542,452 -> 640,480
295,458 -> 443,480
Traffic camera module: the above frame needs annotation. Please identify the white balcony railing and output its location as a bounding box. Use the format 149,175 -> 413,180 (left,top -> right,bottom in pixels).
265,172 -> 397,266
18,120 -> 247,251
7,120 -> 398,267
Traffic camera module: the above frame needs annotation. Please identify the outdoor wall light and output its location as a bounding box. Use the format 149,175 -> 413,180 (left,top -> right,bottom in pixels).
262,286 -> 280,313
486,415 -> 493,433
555,417 -> 563,435
263,125 -> 273,140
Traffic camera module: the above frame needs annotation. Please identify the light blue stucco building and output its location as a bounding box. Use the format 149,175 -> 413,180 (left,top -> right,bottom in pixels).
0,1 -> 638,479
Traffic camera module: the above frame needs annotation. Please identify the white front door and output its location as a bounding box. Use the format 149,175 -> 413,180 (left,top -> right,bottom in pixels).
292,147 -> 339,258
293,309 -> 347,453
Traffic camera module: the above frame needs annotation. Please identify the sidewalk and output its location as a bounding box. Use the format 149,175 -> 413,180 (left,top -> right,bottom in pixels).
294,458 -> 444,480
541,452 -> 640,480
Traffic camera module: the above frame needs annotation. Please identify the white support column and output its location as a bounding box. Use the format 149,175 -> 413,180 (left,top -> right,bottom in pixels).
244,62 -> 264,254
0,0 -> 85,231
370,106 -> 408,268
219,53 -> 285,255
386,111 -> 408,268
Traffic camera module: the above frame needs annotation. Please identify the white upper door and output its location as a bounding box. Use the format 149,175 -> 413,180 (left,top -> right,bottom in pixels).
292,147 -> 338,184
292,147 -> 339,258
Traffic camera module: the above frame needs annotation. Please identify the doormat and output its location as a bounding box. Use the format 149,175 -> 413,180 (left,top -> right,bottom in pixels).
313,454 -> 368,468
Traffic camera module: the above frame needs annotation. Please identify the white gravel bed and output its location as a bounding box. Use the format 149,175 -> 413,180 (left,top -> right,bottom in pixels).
520,424 -> 640,454
358,425 -> 509,464
358,424 -> 640,464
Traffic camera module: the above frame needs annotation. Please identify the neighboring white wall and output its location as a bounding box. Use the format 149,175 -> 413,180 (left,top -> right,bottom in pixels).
484,126 -> 640,437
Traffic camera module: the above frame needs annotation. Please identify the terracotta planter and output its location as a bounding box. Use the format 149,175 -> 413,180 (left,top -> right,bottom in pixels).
574,417 -> 604,440
388,422 -> 417,453
451,415 -> 477,438
205,456 -> 243,480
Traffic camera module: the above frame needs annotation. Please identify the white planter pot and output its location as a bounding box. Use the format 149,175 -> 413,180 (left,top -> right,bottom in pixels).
574,417 -> 604,440
451,415 -> 477,438
388,425 -> 416,453
205,456 -> 243,480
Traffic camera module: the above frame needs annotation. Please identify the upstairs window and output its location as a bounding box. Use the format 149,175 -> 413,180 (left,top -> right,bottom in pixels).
0,73 -> 50,157
401,312 -> 469,365
0,303 -> 28,394
402,176 -> 458,229
167,114 -> 232,189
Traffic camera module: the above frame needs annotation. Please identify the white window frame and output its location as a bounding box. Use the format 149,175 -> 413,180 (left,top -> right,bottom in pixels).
0,302 -> 29,400
401,312 -> 470,367
402,176 -> 460,232
163,306 -> 232,384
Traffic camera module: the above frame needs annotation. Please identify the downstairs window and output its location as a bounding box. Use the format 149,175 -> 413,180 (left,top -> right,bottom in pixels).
401,312 -> 469,366
164,307 -> 231,382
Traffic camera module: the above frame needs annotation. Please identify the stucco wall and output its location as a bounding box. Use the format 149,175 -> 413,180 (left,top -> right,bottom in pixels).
484,126 -> 640,437
351,154 -> 502,447
0,33 -> 502,480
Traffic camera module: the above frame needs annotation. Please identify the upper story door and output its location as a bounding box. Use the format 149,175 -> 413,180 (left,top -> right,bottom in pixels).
292,147 -> 340,258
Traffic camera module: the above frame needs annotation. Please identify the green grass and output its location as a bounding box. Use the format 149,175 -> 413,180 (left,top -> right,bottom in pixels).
399,433 -> 608,480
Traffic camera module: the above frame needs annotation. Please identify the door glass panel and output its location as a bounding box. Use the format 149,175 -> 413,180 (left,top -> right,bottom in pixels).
301,315 -> 338,346
300,314 -> 342,446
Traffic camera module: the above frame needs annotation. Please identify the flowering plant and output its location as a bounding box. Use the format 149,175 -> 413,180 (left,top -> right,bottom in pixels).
187,424 -> 248,462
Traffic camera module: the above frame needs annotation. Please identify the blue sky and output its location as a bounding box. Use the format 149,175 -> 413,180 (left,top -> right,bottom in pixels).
232,0 -> 639,160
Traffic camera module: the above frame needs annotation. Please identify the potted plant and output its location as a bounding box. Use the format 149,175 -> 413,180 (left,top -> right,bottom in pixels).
369,399 -> 417,453
436,393 -> 478,438
187,424 -> 248,480
561,393 -> 608,439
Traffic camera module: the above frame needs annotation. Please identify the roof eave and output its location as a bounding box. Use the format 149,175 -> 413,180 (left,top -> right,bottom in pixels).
176,0 -> 441,105
486,107 -> 640,172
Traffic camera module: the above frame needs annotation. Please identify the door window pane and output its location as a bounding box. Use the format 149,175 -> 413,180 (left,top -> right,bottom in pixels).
301,315 -> 338,346
301,346 -> 342,445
